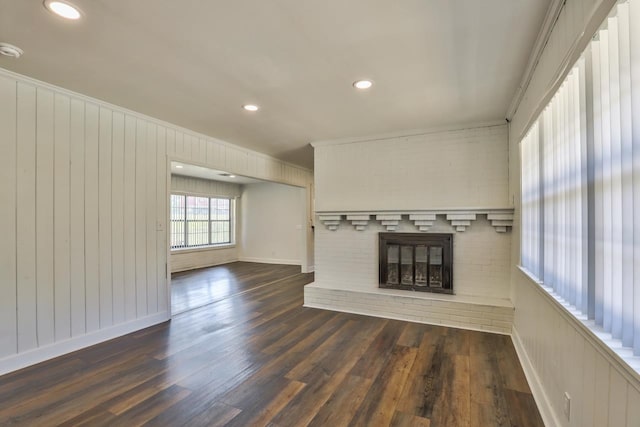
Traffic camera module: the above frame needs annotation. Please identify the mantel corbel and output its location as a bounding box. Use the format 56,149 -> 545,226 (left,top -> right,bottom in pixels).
487,213 -> 514,233
316,208 -> 515,233
409,214 -> 436,232
446,213 -> 477,232
376,214 -> 402,231
318,214 -> 342,231
346,214 -> 371,231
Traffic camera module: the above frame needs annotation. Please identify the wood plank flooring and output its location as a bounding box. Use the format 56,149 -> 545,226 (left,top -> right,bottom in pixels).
171,262 -> 300,314
0,263 -> 544,427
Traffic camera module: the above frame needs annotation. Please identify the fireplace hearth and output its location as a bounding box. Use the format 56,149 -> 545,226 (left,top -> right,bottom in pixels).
379,233 -> 453,294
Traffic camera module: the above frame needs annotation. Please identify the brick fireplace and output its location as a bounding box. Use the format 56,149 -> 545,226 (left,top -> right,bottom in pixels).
305,124 -> 516,334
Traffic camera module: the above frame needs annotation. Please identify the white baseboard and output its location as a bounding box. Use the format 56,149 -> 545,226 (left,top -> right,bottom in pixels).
238,257 -> 301,266
304,284 -> 513,335
170,258 -> 239,273
511,326 -> 561,427
0,311 -> 169,376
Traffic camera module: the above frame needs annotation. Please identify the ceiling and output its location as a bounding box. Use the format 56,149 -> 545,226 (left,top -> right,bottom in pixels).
0,0 -> 551,169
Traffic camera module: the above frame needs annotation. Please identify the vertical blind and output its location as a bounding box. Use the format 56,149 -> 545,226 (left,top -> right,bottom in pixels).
520,0 -> 640,356
170,195 -> 233,248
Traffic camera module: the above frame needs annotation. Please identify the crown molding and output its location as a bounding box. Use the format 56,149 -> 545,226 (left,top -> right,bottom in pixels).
506,0 -> 566,121
310,121 -> 507,148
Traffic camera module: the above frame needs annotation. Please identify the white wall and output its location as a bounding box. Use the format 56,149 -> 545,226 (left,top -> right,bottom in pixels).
240,182 -> 305,265
171,174 -> 241,198
313,125 -> 512,300
508,1 -> 640,426
170,175 -> 241,273
0,68 -> 313,375
314,125 -> 510,211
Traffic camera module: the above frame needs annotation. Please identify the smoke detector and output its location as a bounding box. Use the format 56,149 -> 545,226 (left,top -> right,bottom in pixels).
0,43 -> 24,58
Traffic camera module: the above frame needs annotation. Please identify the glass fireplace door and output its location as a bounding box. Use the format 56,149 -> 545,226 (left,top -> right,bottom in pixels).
379,233 -> 453,294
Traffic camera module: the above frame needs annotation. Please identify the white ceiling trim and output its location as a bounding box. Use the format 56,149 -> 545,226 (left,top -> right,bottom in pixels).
509,0 -> 618,141
506,0 -> 567,121
0,66 -> 313,174
310,120 -> 506,148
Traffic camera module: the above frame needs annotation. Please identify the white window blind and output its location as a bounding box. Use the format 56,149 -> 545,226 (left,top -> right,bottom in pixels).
520,0 -> 640,357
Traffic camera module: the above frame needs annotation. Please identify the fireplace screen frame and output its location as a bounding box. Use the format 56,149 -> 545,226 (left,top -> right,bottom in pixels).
379,232 -> 453,294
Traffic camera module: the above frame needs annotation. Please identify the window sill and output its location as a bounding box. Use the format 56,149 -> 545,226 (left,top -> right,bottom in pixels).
171,244 -> 236,255
517,265 -> 640,384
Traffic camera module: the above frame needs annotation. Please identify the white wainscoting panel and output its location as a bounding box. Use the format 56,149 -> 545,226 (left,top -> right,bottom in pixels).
0,67 -> 312,375
512,269 -> 640,427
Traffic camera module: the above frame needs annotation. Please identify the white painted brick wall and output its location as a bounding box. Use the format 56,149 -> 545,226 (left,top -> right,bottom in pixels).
304,286 -> 514,335
315,216 -> 511,299
310,125 -> 512,331
315,125 -> 509,211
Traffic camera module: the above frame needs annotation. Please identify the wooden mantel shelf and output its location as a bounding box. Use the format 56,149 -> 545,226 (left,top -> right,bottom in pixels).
316,207 -> 515,233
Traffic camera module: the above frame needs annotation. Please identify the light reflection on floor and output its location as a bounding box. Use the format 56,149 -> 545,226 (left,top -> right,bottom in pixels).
172,277 -> 233,314
169,262 -> 301,315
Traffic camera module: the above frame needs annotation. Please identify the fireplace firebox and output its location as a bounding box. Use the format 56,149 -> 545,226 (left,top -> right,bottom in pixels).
379,233 -> 453,294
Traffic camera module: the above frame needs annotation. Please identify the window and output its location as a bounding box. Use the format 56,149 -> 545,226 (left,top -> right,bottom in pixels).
520,0 -> 640,358
170,194 -> 234,249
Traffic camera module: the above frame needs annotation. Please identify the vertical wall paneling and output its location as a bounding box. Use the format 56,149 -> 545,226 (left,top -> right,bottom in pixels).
16,82 -> 37,352
156,126 -> 167,313
84,103 -> 100,333
0,68 -> 312,375
199,138 -> 207,163
0,76 -> 17,357
35,88 -> 55,347
135,119 -> 147,317
216,142 -> 226,170
183,133 -> 192,160
207,144 -> 218,165
190,134 -> 199,160
166,128 -> 175,157
123,115 -> 137,321
111,112 -> 125,324
568,330 -> 585,427
69,99 -> 86,336
175,131 -> 183,157
581,342 -> 596,427
627,384 -> 640,427
170,175 -> 242,198
146,123 -> 158,314
98,108 -> 113,327
608,367 -> 628,427
53,93 -> 71,341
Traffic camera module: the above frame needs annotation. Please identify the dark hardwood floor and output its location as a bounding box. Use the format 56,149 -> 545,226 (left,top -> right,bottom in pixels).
0,263 -> 544,427
171,262 -> 301,314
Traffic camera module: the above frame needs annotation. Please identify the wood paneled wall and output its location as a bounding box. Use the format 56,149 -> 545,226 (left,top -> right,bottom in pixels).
171,175 -> 242,198
0,68 -> 312,374
513,271 -> 640,427
508,1 -> 640,425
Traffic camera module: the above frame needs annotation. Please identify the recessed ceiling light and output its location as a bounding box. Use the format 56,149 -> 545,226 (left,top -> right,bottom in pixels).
243,104 -> 259,112
353,80 -> 373,90
0,43 -> 23,58
44,0 -> 82,20
229,175 -> 236,178
175,165 -> 183,169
